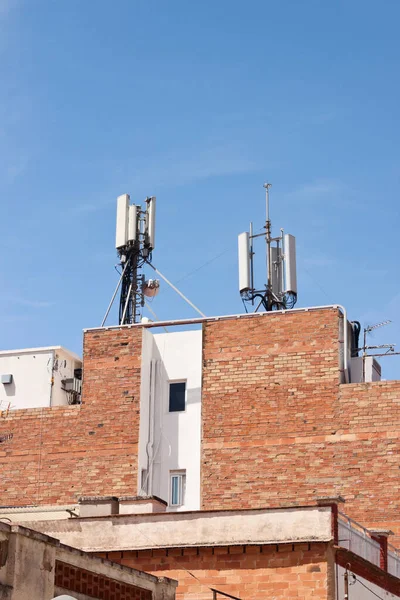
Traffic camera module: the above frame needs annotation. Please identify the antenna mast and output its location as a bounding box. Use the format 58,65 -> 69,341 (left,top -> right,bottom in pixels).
264,182 -> 273,311
101,192 -> 206,327
238,182 -> 298,313
101,194 -> 159,326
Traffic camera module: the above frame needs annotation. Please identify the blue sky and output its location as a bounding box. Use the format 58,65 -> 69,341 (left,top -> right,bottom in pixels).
1,0 -> 399,378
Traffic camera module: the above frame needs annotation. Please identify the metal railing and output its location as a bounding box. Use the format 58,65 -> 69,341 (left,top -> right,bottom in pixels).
338,513 -> 381,567
211,589 -> 241,600
388,544 -> 400,578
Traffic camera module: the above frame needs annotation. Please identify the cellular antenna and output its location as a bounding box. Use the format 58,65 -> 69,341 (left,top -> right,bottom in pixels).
101,194 -> 159,326
238,183 -> 298,312
101,193 -> 205,327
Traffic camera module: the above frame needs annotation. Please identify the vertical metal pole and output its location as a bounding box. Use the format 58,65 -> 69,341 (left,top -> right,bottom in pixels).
249,221 -> 255,305
344,567 -> 349,599
264,183 -> 272,310
280,227 -> 285,295
121,281 -> 133,324
101,257 -> 130,327
363,327 -> 368,382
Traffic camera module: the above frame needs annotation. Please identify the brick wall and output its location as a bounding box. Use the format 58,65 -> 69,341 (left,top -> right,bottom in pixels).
201,309 -> 342,510
201,309 -> 400,544
0,327 -> 143,506
2,307 -> 400,549
55,561 -> 152,600
335,381 -> 400,535
105,543 -> 334,600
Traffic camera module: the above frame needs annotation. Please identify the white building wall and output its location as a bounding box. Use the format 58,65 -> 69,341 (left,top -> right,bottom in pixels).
51,348 -> 82,407
138,328 -> 202,512
138,329 -> 156,495
0,347 -> 81,410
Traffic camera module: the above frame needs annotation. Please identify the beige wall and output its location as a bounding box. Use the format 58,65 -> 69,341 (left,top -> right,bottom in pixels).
23,506 -> 333,553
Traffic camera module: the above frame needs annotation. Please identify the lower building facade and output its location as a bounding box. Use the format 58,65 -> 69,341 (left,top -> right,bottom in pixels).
14,499 -> 400,600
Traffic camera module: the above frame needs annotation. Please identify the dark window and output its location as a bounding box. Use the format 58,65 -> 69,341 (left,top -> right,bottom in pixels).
169,382 -> 186,412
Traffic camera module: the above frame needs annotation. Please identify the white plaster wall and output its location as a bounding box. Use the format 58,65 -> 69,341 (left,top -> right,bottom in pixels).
153,329 -> 202,512
0,348 -> 81,410
138,329 -> 155,493
138,328 -> 202,511
336,565 -> 400,599
0,351 -> 53,410
51,349 -> 81,407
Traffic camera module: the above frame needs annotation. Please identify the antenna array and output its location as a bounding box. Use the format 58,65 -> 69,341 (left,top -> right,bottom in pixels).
238,183 -> 298,312
114,194 -> 159,325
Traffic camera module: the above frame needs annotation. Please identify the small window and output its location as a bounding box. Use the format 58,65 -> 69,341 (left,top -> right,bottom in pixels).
170,470 -> 186,507
140,468 -> 148,494
169,381 -> 186,412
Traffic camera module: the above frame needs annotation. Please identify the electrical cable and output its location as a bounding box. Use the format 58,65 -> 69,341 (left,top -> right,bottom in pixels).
302,266 -> 331,301
172,226 -> 265,288
144,300 -> 169,333
145,261 -> 206,318
174,249 -> 231,285
353,575 -> 386,600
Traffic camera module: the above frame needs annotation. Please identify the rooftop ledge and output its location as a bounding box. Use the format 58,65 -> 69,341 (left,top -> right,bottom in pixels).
84,304 -> 343,332
23,505 -> 333,553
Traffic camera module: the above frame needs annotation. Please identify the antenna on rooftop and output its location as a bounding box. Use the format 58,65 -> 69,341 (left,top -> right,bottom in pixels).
102,194 -> 160,326
101,193 -> 206,327
238,183 -> 298,312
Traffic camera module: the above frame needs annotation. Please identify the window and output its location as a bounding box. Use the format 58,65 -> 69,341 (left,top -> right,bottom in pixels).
169,381 -> 186,412
170,470 -> 186,507
140,468 -> 148,494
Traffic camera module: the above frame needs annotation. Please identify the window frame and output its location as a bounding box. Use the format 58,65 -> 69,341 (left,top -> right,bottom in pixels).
168,380 -> 187,413
169,470 -> 186,507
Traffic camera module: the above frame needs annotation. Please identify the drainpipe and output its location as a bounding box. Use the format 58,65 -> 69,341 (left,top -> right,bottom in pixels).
48,351 -> 55,407
146,359 -> 156,496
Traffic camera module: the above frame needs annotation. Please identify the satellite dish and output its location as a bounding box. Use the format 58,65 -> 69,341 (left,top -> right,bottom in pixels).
143,279 -> 160,298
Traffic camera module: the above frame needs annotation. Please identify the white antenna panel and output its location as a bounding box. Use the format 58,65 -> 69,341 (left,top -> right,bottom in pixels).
238,232 -> 251,292
284,234 -> 297,294
145,196 -> 156,250
115,194 -> 130,249
127,204 -> 138,243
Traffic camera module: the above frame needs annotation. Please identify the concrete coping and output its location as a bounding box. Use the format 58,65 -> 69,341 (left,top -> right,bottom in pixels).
78,496 -> 118,504
71,502 -> 336,520
118,495 -> 167,506
84,305 -> 342,332
317,496 -> 346,506
369,529 -> 395,538
0,521 -> 177,587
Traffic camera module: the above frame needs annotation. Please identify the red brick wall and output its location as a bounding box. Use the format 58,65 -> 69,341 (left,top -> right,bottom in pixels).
201,309 -> 342,510
0,327 -> 142,506
2,307 -> 400,551
336,381 -> 400,536
201,310 -> 400,544
55,561 -> 152,600
105,543 -> 333,600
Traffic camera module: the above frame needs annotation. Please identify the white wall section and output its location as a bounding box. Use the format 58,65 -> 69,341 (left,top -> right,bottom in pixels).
138,328 -> 202,511
0,347 -> 81,410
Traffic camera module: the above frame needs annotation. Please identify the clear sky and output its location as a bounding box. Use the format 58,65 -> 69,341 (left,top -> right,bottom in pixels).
1,0 -> 399,378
